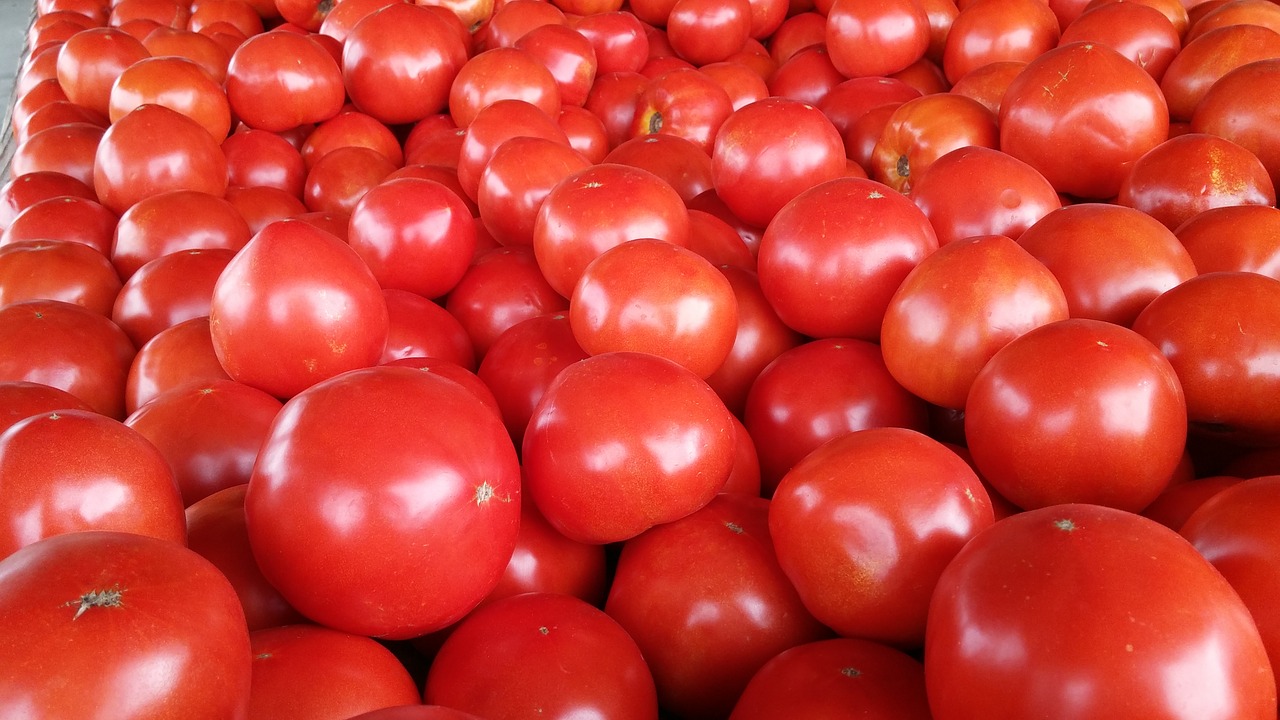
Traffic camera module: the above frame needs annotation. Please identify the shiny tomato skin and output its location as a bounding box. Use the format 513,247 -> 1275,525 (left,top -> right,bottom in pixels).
0,531 -> 253,720
522,351 -> 735,544
110,189 -> 251,280
247,624 -> 422,719
824,0 -> 930,78
771,428 -> 993,646
1192,58 -> 1280,191
55,26 -> 150,117
0,381 -> 92,435
942,0 -> 1060,85
1059,1 -> 1181,82
110,248 -> 233,348
711,97 -> 846,229
379,288 -> 476,369
425,593 -> 659,720
729,638 -> 931,720
871,93 -> 1001,194
125,316 -> 234,415
926,504 -> 1276,720
246,366 -> 520,639
208,219 -> 388,400
443,246 -> 569,359
107,55 -> 231,142
965,319 -> 1188,512
1175,205 -> 1280,280
1000,41 -> 1169,199
477,136 -> 591,247
1132,271 -> 1280,446
1160,24 -> 1280,122
880,234 -> 1069,410
0,409 -> 184,560
757,177 -> 938,341
605,493 -> 829,720
0,239 -> 122,317
225,30 -> 345,132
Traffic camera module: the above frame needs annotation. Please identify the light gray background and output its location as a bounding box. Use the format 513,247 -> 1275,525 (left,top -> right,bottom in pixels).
2,0 -> 36,171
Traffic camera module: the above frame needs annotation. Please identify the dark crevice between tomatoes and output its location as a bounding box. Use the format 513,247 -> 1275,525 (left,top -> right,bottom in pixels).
67,586 -> 124,620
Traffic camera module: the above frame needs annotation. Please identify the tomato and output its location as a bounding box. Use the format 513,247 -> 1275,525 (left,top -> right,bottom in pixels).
185,484 -> 304,630
572,10 -> 649,74
1192,59 -> 1280,191
965,318 -> 1187,512
942,0 -> 1060,84
126,317 -> 234,414
449,47 -> 562,130
477,136 -> 591,246
208,219 -> 388,399
483,492 -> 609,607
478,0 -> 566,51
475,312 -> 588,444
17,101 -> 108,145
757,177 -> 938,340
247,624 -> 422,719
816,76 -> 921,140
0,409 -> 184,559
771,428 -> 992,646
948,60 -> 1026,115
1141,474 -> 1245,530
108,56 -> 231,142
1017,203 -> 1196,326
224,186 -> 308,235
570,239 -> 738,378
926,504 -> 1276,719
510,24 -> 597,109
556,105 -> 611,164
347,708 -> 484,720
766,46 -> 845,108
711,97 -> 845,229
666,0 -> 752,66
743,339 -> 929,494
425,593 -> 659,719
0,240 -> 121,317
275,0 -> 334,30
111,248 -> 232,347
222,128 -> 308,196
824,0 -> 930,78
0,381 -> 93,435
380,289 -> 476,369
730,638 -> 931,720
0,300 -> 135,419
1176,205 -> 1280,279
1132,271 -> 1280,446
443,246 -> 568,358
909,146 -> 1061,246
10,122 -> 103,189
0,531 -> 252,719
347,177 -> 476,299
532,162 -> 690,298
188,0 -> 264,36
225,30 -> 345,133
140,32 -> 226,81
1000,41 -> 1169,199
632,68 -> 735,156
0,172 -> 95,232
1160,24 -> 1280,122
522,351 -> 735,544
317,0 -> 399,43
702,265 -> 801,415
871,93 -> 1000,193
246,365 -> 520,638
1,196 -> 116,259
1118,133 -> 1275,230
343,3 -> 469,125
1059,1 -> 1181,81
55,27 -> 150,116
881,234 -> 1068,410
299,111 -> 404,171
457,99 -> 570,202
94,104 -> 228,216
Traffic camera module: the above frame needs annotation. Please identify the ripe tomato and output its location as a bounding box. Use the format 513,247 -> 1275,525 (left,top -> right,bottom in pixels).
631,68 -> 735,156
1000,41 -> 1168,199
246,365 -> 520,638
425,593 -> 659,719
1058,1 -> 1181,81
108,55 -> 231,141
757,177 -> 938,340
111,248 -> 233,347
208,219 -> 389,399
881,235 -> 1069,410
380,288 -> 476,369
703,266 -> 803,416
0,531 -> 253,719
11,122 -> 103,189
0,171 -> 96,231
126,317 -> 234,414
443,246 -> 569,358
477,136 -> 591,246
54,26 -> 150,116
111,189 -> 250,280
926,504 -> 1276,719
0,240 -> 121,317
225,30 -> 345,132
456,99 -> 570,202
824,0 -> 930,78
1176,205 -> 1280,279
942,0 -> 1060,84
1160,24 -> 1280,122
606,493 -> 829,719
449,47 -> 562,129
522,351 -> 735,544
222,128 -> 308,196
666,0 -> 752,66
1,196 -> 116,258
1192,58 -> 1280,191
872,93 -> 1000,193
0,381 -> 92,435
94,104 -> 228,216
966,318 -> 1188,511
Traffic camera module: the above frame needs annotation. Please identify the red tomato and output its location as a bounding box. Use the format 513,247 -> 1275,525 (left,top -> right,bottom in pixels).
477,136 -> 591,246
667,0 -> 752,66
317,0 -> 399,43
111,189 -> 250,280
926,504 -> 1276,719
380,288 -> 476,369
522,351 -> 735,544
94,104 -> 228,216
556,104 -> 611,163
0,240 -> 121,317
347,177 -> 476,299
570,238 -> 738,378
425,593 -> 659,719
532,162 -> 690,297
479,0 -> 566,50
871,93 -> 999,192
225,30 -> 345,132
771,428 -> 993,645
881,234 -> 1069,410
299,111 -> 404,171
475,312 -> 588,445
1000,41 -> 1169,199
1176,205 -> 1280,279
456,99 -> 571,202
1,196 -> 116,258
208,219 -> 389,399
108,55 -> 231,142
0,409 -> 184,559
347,708 -> 484,720
1118,133 -> 1275,230
222,128 -> 307,196
1192,59 -> 1280,191
125,316 -> 234,414
607,493 -> 829,719
124,379 -> 282,506
1059,1 -> 1181,81
1141,474 -> 1245,530
966,318 -> 1188,511
824,0 -> 930,78
443,246 -> 568,358
0,300 -> 134,419
942,0 -> 1060,84
111,248 -> 232,347
572,10 -> 649,74
632,68 -> 735,156
0,531 -> 252,718
247,624 -> 422,719
948,60 -> 1026,115
1133,271 -> 1280,446
301,145 -> 397,215
817,76 -> 921,139
224,185 -> 308,235
512,24 -> 598,108
449,47 -> 562,129
0,381 -> 93,435
711,97 -> 845,229
140,27 -> 232,83
1160,24 -> 1280,122
757,177 -> 938,340
703,266 -> 803,416
55,27 -> 150,116
185,484 -> 305,630
743,339 -> 929,494
246,365 -> 521,638
483,493 -> 609,607
10,122 -> 103,189
344,3 -> 469,125
730,638 -> 931,720
0,172 -> 95,231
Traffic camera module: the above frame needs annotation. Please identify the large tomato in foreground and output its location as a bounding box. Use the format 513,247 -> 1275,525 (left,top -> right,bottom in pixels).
245,365 -> 521,639
0,530 -> 253,719
926,504 -> 1276,719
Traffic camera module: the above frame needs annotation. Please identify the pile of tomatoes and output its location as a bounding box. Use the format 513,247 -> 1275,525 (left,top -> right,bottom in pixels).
4,0 -> 1280,716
